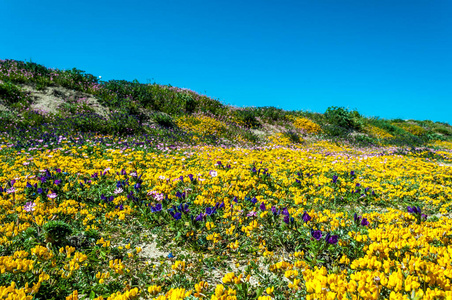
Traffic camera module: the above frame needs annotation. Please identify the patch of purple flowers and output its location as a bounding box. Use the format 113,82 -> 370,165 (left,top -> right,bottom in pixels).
311,229 -> 322,241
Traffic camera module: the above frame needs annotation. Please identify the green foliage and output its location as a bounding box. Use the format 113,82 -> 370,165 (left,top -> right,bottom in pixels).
425,132 -> 446,141
352,134 -> 377,146
284,130 -> 302,144
43,220 -> 73,245
16,60 -> 51,77
179,93 -> 197,114
324,106 -> 363,131
322,124 -> 350,137
60,68 -> 100,91
241,129 -> 260,143
151,112 -> 175,128
234,109 -> 260,128
199,96 -> 227,116
0,81 -> 31,105
250,106 -> 287,123
369,118 -> 406,136
84,228 -> 101,242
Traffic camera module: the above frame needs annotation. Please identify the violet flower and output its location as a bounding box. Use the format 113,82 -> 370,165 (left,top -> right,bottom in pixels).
325,233 -> 338,245
205,207 -> 216,216
311,229 -> 322,241
332,175 -> 338,184
361,218 -> 369,226
171,212 -> 182,220
195,213 -> 205,222
151,203 -> 162,213
283,215 -> 290,224
302,211 -> 311,223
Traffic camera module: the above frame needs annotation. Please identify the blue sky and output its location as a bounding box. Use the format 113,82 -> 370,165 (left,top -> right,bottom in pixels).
1,0 -> 451,123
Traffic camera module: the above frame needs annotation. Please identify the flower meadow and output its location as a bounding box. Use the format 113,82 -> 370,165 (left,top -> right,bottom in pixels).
1,59 -> 452,299
1,139 -> 452,300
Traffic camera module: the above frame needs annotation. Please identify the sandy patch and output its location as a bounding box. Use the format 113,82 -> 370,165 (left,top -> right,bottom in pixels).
18,84 -> 110,118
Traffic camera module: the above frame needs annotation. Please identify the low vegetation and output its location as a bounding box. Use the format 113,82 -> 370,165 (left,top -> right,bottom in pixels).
1,59 -> 452,300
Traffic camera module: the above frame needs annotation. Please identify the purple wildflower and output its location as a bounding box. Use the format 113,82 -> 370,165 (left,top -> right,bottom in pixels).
326,234 -> 338,245
205,207 -> 216,216
311,229 -> 322,241
151,203 -> 162,213
354,213 -> 360,224
171,212 -> 182,220
361,218 -> 369,226
283,215 -> 290,224
302,211 -> 311,223
332,175 -> 338,184
195,213 -> 204,222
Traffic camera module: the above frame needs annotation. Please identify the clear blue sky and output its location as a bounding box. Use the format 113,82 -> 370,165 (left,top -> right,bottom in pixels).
1,0 -> 451,124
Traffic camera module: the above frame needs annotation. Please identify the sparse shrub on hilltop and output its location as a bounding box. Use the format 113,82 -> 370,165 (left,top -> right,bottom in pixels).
324,106 -> 363,131
233,108 -> 260,128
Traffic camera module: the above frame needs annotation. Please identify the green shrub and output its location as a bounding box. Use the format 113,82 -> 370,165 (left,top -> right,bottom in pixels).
151,112 -> 175,128
322,124 -> 350,137
425,132 -> 446,141
84,228 -> 101,242
43,220 -> 73,245
234,109 -> 260,128
353,134 -> 377,146
284,130 -> 302,144
324,106 -> 363,131
199,97 -> 227,116
241,130 -> 260,143
253,106 -> 287,123
0,81 -> 31,105
179,93 -> 197,114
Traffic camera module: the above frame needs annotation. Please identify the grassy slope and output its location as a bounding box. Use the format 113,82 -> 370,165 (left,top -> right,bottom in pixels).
0,59 -> 451,151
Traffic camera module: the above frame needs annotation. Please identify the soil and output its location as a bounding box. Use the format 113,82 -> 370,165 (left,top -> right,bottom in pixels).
18,84 -> 110,118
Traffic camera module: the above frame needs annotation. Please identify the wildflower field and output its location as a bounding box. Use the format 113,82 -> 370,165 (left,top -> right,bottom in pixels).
1,59 -> 452,300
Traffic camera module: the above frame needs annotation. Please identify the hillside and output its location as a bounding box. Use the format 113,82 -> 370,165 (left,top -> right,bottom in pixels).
1,59 -> 451,152
1,59 -> 452,300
